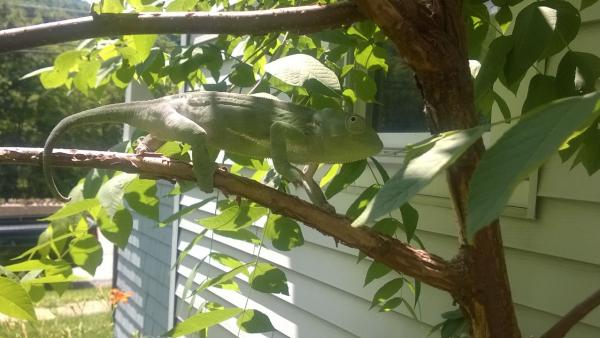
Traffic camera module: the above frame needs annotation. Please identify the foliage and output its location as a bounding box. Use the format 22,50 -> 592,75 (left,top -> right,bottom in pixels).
2,0 -> 600,336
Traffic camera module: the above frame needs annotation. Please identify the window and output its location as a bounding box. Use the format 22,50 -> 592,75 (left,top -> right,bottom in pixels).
369,45 -> 427,133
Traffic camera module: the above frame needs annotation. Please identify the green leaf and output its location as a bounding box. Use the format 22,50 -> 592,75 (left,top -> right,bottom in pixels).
22,274 -> 81,285
265,54 -> 341,91
412,279 -> 422,306
495,6 -> 513,33
237,309 -> 274,333
556,51 -> 600,96
25,284 -> 45,303
372,218 -> 401,236
401,298 -> 419,320
124,178 -> 159,221
113,63 -> 135,88
353,127 -> 486,226
166,308 -> 243,337
120,35 -> 158,65
97,207 -> 133,248
249,263 -> 289,295
83,169 -> 107,199
40,68 -> 68,89
14,232 -> 73,260
464,0 -> 491,59
319,164 -> 340,187
0,277 -> 36,321
198,202 -> 267,231
36,222 -> 70,258
504,1 -> 580,86
264,214 -> 304,251
370,278 -> 404,309
571,127 -> 600,174
378,297 -> 402,312
42,199 -> 99,221
214,229 -> 261,245
69,234 -> 103,275
581,0 -> 599,10
364,261 -> 391,286
100,0 -> 124,13
230,63 -> 256,87
354,44 -> 388,72
493,91 -> 511,122
74,59 -> 101,95
209,253 -> 246,271
41,260 -> 72,295
347,21 -> 377,40
346,184 -> 380,220
194,264 -> 251,295
5,259 -> 68,273
400,203 -> 419,242
97,173 -> 137,217
467,92 -> 600,240
349,69 -> 377,101
522,75 -> 559,113
166,0 -> 199,11
160,198 -> 216,227
474,36 -> 513,116
176,229 -> 208,267
325,160 -> 367,198
369,157 -> 390,183
54,50 -> 83,73
20,66 -> 53,80
182,261 -> 202,303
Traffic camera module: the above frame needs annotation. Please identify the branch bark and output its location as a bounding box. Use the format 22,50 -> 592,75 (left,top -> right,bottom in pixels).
0,2 -> 363,53
0,146 -> 458,292
540,289 -> 600,338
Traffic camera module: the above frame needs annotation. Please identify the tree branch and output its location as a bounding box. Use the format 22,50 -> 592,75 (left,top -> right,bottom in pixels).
540,288 -> 600,338
0,2 -> 363,53
0,147 -> 457,292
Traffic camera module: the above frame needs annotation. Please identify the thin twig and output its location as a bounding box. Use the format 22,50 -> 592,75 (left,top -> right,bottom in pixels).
540,288 -> 600,338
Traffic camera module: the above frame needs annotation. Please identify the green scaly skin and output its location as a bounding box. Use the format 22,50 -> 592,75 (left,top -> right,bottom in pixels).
43,91 -> 383,208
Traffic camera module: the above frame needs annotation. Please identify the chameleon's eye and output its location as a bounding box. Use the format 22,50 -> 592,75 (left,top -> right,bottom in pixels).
346,115 -> 366,134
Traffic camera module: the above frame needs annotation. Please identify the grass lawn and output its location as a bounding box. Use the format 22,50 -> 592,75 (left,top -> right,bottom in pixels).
0,286 -> 113,338
0,312 -> 113,338
36,285 -> 111,308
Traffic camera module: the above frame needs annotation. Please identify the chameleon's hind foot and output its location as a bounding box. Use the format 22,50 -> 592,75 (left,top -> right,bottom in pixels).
135,134 -> 164,154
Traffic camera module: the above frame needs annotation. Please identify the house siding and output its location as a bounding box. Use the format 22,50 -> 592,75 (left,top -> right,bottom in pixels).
113,182 -> 177,338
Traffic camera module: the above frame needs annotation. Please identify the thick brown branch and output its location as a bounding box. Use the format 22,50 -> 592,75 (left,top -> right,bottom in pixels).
356,1 -> 521,336
0,2 -> 363,53
0,147 -> 457,292
540,288 -> 600,338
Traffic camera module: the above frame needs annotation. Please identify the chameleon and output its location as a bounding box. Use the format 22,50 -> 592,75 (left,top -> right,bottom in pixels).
43,91 -> 383,208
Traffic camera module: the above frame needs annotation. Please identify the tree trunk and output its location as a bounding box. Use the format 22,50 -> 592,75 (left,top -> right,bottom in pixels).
355,0 -> 522,336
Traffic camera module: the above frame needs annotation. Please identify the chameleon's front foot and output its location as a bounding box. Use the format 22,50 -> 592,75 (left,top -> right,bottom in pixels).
193,163 -> 217,194
299,177 -> 336,213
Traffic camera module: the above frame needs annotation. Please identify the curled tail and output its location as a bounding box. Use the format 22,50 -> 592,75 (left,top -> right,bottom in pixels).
44,104 -> 137,201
